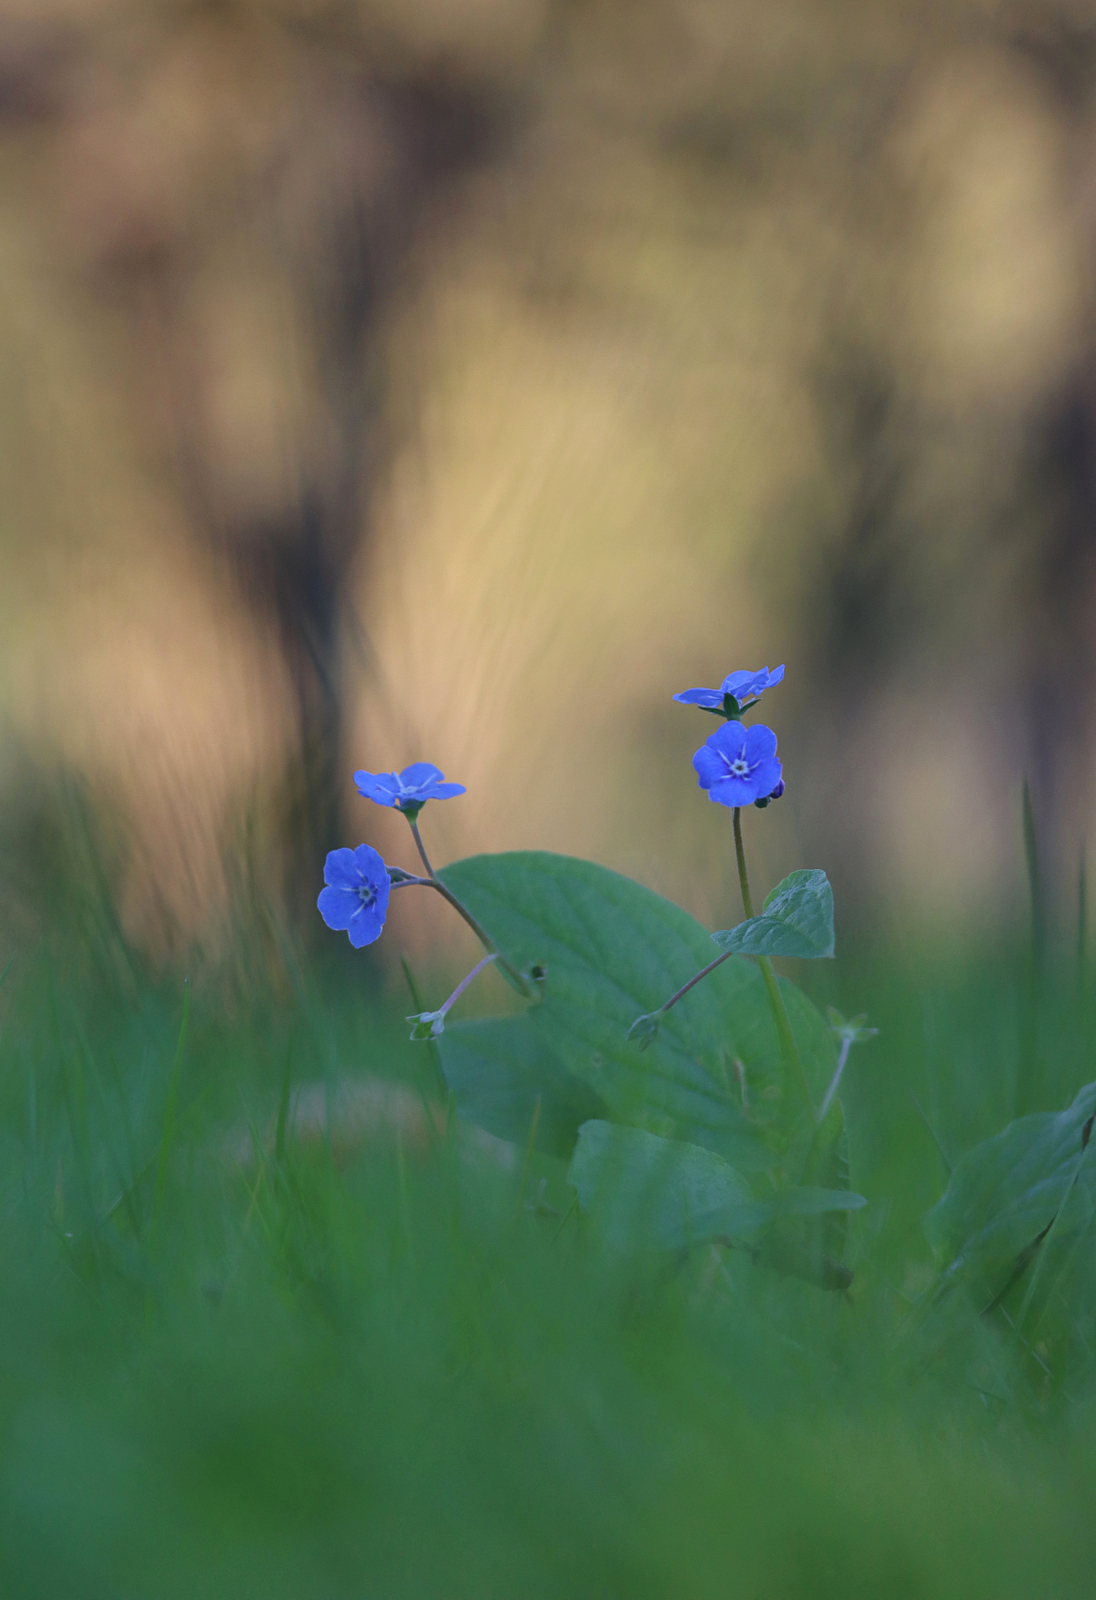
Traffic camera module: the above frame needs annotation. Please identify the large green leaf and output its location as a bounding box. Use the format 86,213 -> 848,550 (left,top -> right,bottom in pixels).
923,1082 -> 1096,1304
568,1121 -> 865,1253
711,870 -> 834,960
435,852 -> 836,1164
437,1012 -> 608,1158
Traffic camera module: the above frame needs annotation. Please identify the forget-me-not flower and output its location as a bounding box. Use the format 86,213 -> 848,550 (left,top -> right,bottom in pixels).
693,721 -> 782,808
354,762 -> 466,814
674,665 -> 784,713
318,844 -> 391,947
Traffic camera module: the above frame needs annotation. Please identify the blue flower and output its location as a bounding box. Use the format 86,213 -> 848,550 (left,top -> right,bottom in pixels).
673,664 -> 784,712
318,845 -> 391,947
353,762 -> 466,813
693,721 -> 781,808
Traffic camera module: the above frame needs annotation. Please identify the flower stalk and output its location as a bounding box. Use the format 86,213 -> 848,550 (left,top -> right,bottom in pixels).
734,806 -> 814,1120
817,1035 -> 852,1126
407,952 -> 500,1040
627,947 -> 737,1045
817,1012 -> 876,1125
390,844 -> 531,998
409,818 -> 435,878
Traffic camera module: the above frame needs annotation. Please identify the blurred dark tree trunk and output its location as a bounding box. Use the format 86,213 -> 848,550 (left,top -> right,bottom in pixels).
0,2 -> 513,927
188,78 -> 506,921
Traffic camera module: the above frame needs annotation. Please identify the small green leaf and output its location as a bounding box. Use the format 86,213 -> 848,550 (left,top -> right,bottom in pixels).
568,1121 -> 864,1253
712,869 -> 835,960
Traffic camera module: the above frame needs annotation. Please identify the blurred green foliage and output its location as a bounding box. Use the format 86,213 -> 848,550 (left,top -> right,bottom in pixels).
1,890 -> 1096,1597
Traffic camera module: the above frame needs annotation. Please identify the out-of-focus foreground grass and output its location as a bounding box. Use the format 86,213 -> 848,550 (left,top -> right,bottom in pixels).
2,889 -> 1096,1600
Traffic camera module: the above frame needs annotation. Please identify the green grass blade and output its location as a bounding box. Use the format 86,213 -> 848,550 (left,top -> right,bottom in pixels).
152,978 -> 190,1236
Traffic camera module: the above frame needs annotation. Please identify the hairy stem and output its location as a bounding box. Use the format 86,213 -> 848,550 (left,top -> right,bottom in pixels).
390,851 -> 530,998
817,1037 -> 852,1125
430,880 -> 513,971
733,806 -> 755,918
434,952 -> 500,1021
409,817 -> 434,878
658,949 -> 736,1016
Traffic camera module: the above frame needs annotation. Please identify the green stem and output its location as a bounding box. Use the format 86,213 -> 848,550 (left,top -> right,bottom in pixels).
759,959 -> 813,1119
732,805 -> 754,918
396,816 -> 530,996
434,952 -> 500,1021
409,818 -> 435,878
734,807 -> 813,1119
658,949 -> 736,1015
400,954 -> 447,1098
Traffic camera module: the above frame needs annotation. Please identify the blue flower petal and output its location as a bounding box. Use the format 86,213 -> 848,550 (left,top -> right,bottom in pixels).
673,687 -> 723,708
718,664 -> 785,701
346,905 -> 384,948
707,720 -> 748,760
694,721 -> 747,790
323,847 -> 363,889
720,668 -> 764,699
425,781 -> 466,799
354,770 -> 401,806
749,756 -> 782,797
352,848 -> 391,918
692,744 -> 726,788
398,761 -> 446,791
351,842 -> 388,881
707,775 -> 758,808
743,723 -> 778,763
318,883 -> 357,931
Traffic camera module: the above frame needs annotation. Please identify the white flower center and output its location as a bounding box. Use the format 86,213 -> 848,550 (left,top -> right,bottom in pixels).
729,758 -> 750,776
357,883 -> 376,907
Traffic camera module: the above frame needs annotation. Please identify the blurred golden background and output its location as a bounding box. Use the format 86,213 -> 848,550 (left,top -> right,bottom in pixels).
1,0 -> 1094,960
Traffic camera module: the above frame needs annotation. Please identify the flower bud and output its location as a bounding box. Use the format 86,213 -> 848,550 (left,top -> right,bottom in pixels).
407,1011 -> 446,1041
627,1011 -> 663,1050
